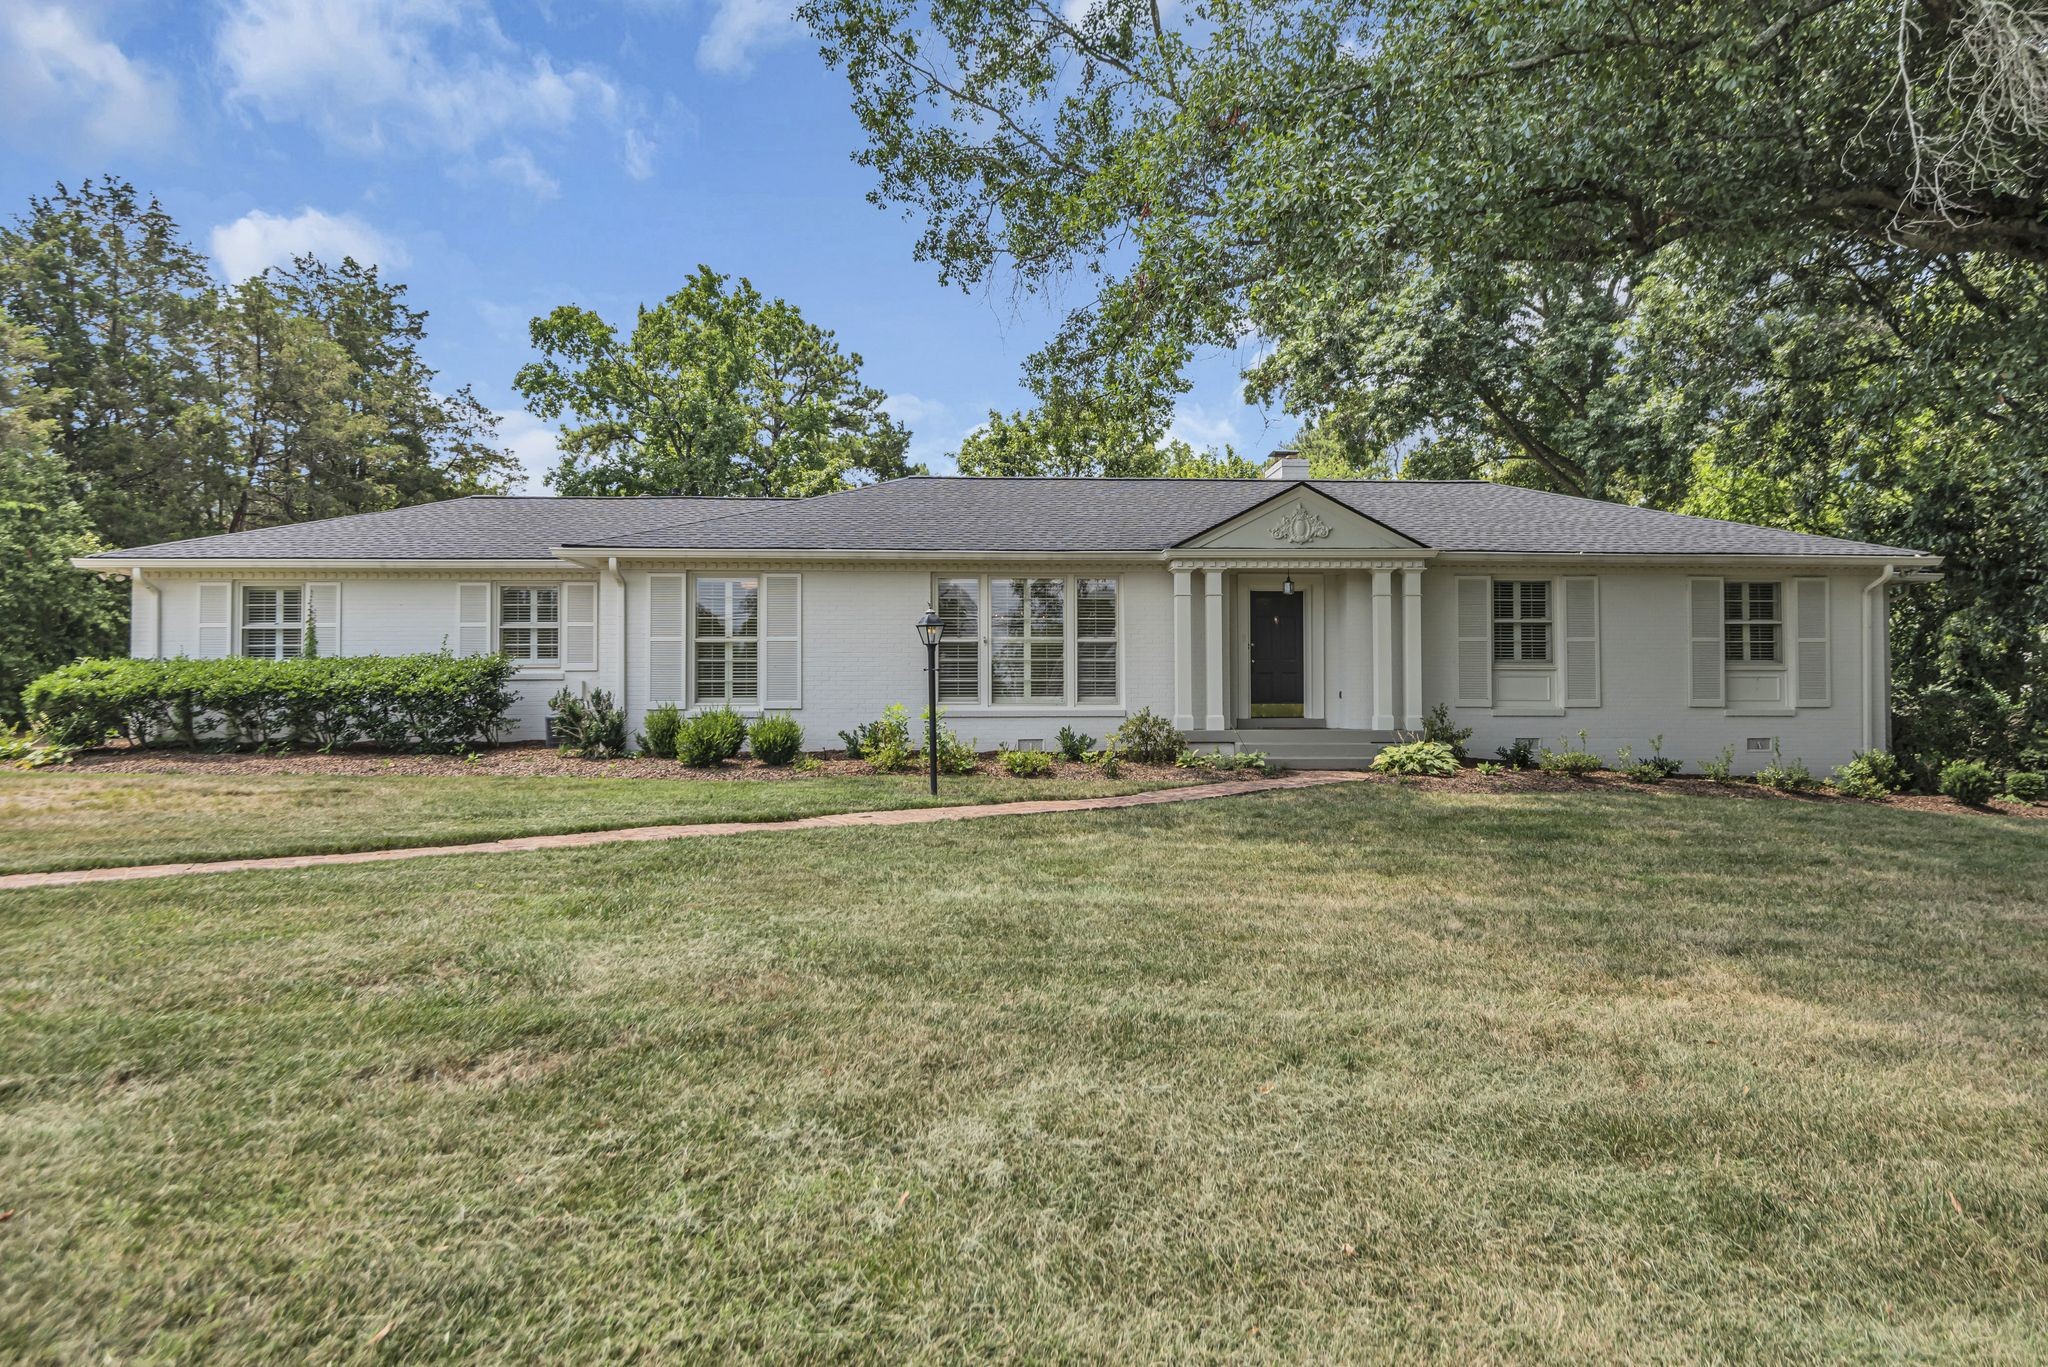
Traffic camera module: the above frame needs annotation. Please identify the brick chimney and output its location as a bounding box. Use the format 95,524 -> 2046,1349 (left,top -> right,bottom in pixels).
1261,448 -> 1309,480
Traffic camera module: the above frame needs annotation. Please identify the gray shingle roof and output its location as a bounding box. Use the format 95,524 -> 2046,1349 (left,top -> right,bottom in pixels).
85,496 -> 778,561
569,477 -> 1929,558
89,479 -> 1931,562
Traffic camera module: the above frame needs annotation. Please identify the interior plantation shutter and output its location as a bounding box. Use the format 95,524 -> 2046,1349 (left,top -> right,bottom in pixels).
562,581 -> 598,671
762,573 -> 801,708
307,582 -> 341,656
1562,576 -> 1600,707
1454,576 -> 1492,707
648,573 -> 686,703
196,582 -> 232,659
1688,577 -> 1725,707
457,582 -> 493,656
1794,576 -> 1831,707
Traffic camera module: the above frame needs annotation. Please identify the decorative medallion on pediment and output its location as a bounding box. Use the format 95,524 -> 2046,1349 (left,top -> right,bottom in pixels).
1269,501 -> 1333,546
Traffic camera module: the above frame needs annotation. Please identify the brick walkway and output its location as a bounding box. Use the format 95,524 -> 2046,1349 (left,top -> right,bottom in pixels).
0,770 -> 1368,892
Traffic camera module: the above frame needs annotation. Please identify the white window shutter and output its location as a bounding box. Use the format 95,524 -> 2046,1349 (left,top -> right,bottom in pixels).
1454,576 -> 1491,707
648,573 -> 685,703
562,581 -> 598,671
307,582 -> 341,655
197,582 -> 232,659
457,582 -> 492,657
1688,577 -> 1724,707
1562,576 -> 1600,707
762,573 -> 801,708
1794,576 -> 1830,707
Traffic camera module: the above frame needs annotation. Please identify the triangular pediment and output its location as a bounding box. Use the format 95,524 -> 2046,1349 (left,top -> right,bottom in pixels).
1178,485 -> 1426,552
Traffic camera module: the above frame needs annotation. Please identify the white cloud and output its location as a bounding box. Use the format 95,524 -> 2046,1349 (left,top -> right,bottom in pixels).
881,392 -> 944,428
210,208 -> 408,282
0,2 -> 179,154
493,408 -> 563,491
1168,402 -> 1246,455
487,147 -> 560,199
697,0 -> 799,76
215,0 -> 649,195
622,128 -> 658,180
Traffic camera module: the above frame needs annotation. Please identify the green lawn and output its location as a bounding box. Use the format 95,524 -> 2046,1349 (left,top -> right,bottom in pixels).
2,784 -> 2044,1360
0,770 -> 1179,873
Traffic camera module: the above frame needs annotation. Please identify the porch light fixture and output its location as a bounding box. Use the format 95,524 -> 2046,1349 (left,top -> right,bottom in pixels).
915,608 -> 944,795
1282,576 -> 1295,596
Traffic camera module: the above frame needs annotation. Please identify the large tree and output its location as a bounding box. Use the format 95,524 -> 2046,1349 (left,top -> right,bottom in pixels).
515,265 -> 921,496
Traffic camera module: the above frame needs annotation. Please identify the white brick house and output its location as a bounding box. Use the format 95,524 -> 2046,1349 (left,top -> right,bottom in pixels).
76,454 -> 1941,770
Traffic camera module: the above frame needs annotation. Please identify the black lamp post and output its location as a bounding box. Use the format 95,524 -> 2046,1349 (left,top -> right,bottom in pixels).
916,608 -> 945,795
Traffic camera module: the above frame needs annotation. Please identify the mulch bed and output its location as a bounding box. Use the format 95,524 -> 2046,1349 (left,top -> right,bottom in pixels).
50,743 -> 2045,818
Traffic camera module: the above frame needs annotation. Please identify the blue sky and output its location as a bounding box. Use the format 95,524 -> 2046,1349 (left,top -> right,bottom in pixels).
0,0 -> 1288,487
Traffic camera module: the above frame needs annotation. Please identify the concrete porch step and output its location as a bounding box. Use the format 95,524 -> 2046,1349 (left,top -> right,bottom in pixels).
1182,727 -> 1400,770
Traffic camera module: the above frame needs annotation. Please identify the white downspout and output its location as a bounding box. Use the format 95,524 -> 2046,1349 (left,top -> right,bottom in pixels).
1861,565 -> 1898,753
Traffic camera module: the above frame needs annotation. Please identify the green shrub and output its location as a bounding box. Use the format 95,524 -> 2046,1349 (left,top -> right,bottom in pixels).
1697,745 -> 1736,783
1370,740 -> 1459,777
548,686 -> 627,759
1114,707 -> 1181,764
922,709 -> 979,774
676,707 -> 747,767
859,704 -> 916,773
22,654 -> 518,752
1938,758 -> 1997,806
1755,741 -> 1819,792
1091,745 -> 1124,778
1474,761 -> 1503,777
1494,737 -> 1538,770
1538,731 -> 1602,778
637,703 -> 683,759
1831,749 -> 1906,800
747,713 -> 805,766
1056,725 -> 1093,762
1000,746 -> 1055,777
2006,771 -> 2045,804
1422,703 -> 1472,761
0,724 -> 76,770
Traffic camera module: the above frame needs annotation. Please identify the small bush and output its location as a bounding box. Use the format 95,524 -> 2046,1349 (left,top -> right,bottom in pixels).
548,686 -> 627,759
1371,740 -> 1459,777
1000,746 -> 1055,777
1474,761 -> 1503,777
2006,771 -> 2045,804
1831,749 -> 1905,800
0,724 -> 76,770
676,707 -> 747,767
1697,745 -> 1737,783
1756,741 -> 1819,791
838,717 -> 887,760
1114,707 -> 1182,764
747,713 -> 805,766
1494,737 -> 1538,770
1538,731 -> 1602,778
1182,748 -> 1272,775
1055,725 -> 1093,762
1421,704 -> 1473,761
637,703 -> 683,759
921,709 -> 979,774
859,704 -> 916,773
1938,758 -> 1997,806
1091,745 -> 1124,778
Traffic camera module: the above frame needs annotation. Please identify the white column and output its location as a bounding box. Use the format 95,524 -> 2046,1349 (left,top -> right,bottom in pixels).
1203,568 -> 1227,731
1172,569 -> 1195,730
1402,565 -> 1425,731
1342,570 -> 1370,729
1371,569 -> 1394,731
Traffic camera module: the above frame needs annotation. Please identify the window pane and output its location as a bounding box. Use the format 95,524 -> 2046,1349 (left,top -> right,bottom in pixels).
1493,622 -> 1516,660
502,627 -> 531,659
1028,578 -> 1064,635
696,580 -> 728,639
1519,581 -> 1547,620
1029,639 -> 1064,700
1749,582 -> 1777,619
937,578 -> 979,638
695,642 -> 727,701
938,640 -> 980,703
991,579 -> 1025,639
243,627 -> 277,659
1494,581 -> 1515,618
244,588 -> 278,625
1077,579 -> 1116,638
1521,623 -> 1548,661
991,640 -> 1027,703
534,588 -> 559,624
1725,583 -> 1745,621
1724,624 -> 1744,661
1750,623 -> 1779,662
500,587 -> 531,624
730,642 -> 759,700
534,627 -> 560,662
730,580 -> 759,639
279,628 -> 303,659
1078,642 -> 1116,702
278,588 -> 303,625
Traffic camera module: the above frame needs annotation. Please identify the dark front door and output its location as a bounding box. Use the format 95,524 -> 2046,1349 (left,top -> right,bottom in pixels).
1249,590 -> 1305,717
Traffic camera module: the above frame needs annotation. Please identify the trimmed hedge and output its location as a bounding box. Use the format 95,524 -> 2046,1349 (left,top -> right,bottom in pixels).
23,654 -> 519,752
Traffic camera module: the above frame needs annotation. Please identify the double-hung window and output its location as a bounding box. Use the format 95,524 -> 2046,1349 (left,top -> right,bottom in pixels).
935,577 -> 983,704
241,585 -> 304,659
1492,581 -> 1551,663
695,576 -> 760,705
992,577 -> 1066,704
1076,578 -> 1118,702
1724,582 -> 1781,663
499,587 -> 560,667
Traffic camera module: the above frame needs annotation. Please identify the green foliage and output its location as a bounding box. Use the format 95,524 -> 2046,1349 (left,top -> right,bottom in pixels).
1494,738 -> 1538,770
1055,725 -> 1093,762
999,746 -> 1055,777
1538,732 -> 1603,778
1831,750 -> 1909,800
637,703 -> 683,760
0,440 -> 124,726
1474,761 -> 1504,777
1176,748 -> 1274,775
22,653 -> 518,752
858,704 -> 916,773
515,265 -> 919,497
2006,771 -> 2045,804
1113,707 -> 1182,765
676,707 -> 748,768
1893,684 -> 2041,790
920,708 -> 979,774
1421,704 -> 1472,761
746,713 -> 806,766
1090,745 -> 1123,778
1756,743 -> 1820,792
1938,759 -> 1998,807
0,724 -> 76,769
1371,740 -> 1460,777
1698,746 -> 1738,784
547,686 -> 628,759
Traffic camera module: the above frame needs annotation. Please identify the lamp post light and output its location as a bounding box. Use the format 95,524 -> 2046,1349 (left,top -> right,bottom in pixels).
915,608 -> 945,795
